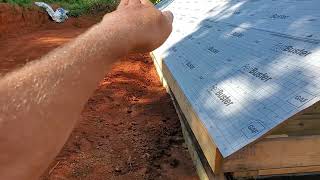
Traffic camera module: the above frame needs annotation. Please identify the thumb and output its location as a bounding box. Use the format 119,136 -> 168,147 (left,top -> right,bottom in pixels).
162,11 -> 174,24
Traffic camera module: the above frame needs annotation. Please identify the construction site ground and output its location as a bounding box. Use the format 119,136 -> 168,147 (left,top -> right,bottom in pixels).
0,4 -> 198,180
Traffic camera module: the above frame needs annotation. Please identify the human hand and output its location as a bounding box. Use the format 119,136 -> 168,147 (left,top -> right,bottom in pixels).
101,0 -> 174,53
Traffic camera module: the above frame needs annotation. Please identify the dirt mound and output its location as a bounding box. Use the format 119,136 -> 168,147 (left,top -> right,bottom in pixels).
0,8 -> 197,179
41,54 -> 198,179
0,3 -> 102,40
0,3 -> 51,38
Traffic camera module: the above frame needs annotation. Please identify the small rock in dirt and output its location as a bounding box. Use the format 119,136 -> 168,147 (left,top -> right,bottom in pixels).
170,159 -> 180,168
100,135 -> 109,139
97,118 -> 103,123
182,142 -> 188,149
139,167 -> 148,175
164,150 -> 171,157
131,121 -> 138,126
169,136 -> 185,144
112,122 -> 119,126
115,166 -> 121,172
153,162 -> 161,169
142,153 -> 151,159
79,138 -> 91,151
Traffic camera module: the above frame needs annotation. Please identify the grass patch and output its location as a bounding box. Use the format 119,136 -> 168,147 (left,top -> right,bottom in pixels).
0,0 -> 160,16
150,0 -> 160,4
0,0 -> 116,16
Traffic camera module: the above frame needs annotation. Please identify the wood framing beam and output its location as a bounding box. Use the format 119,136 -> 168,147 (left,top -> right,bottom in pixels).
223,135 -> 320,172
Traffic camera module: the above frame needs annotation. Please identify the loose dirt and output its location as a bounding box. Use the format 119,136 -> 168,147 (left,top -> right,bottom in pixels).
0,3 -> 198,180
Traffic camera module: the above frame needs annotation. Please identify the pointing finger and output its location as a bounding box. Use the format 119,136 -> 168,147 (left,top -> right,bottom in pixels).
162,10 -> 174,24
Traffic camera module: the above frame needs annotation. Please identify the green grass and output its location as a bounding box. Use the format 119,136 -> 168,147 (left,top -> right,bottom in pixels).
150,0 -> 160,4
0,0 -> 160,16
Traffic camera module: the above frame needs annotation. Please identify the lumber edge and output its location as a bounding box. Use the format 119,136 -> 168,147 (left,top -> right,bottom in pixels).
150,52 -> 223,173
169,88 -> 226,180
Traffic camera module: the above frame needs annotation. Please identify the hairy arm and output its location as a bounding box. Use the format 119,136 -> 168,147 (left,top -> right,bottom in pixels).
0,0 -> 173,179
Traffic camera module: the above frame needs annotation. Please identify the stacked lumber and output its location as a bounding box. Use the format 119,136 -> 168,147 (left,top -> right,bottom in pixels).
153,0 -> 320,179
151,53 -> 320,179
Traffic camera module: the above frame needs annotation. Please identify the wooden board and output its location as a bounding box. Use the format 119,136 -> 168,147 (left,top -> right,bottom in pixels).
271,101 -> 320,136
224,135 -> 320,173
170,89 -> 219,180
152,54 -> 223,173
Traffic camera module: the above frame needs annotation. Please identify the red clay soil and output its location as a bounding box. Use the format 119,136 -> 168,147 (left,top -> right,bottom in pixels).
0,4 -> 198,180
0,3 -> 50,39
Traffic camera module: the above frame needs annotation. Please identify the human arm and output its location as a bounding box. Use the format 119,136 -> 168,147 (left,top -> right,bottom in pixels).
0,0 -> 173,179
